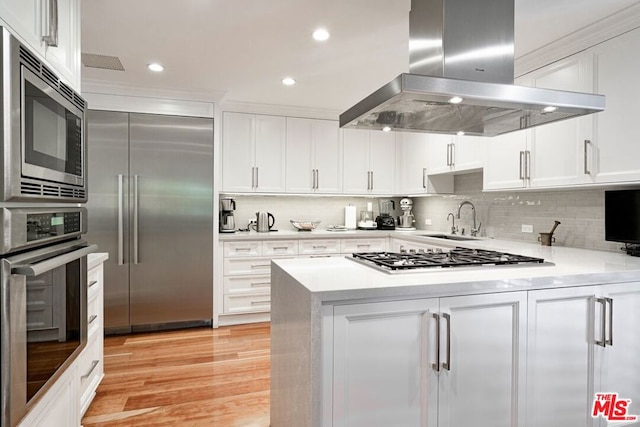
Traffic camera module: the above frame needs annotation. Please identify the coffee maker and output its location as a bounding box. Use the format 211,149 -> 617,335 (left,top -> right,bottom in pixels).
376,199 -> 396,230
220,197 -> 236,233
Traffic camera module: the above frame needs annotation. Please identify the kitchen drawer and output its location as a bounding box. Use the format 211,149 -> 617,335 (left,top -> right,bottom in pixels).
224,275 -> 271,294
87,292 -> 101,339
26,306 -> 53,330
224,241 -> 263,257
298,239 -> 340,255
224,256 -> 294,276
340,238 -> 388,253
223,293 -> 271,314
79,333 -> 103,416
263,240 -> 298,256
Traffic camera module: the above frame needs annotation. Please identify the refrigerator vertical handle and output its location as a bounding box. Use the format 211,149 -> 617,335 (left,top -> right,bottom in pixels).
133,175 -> 139,265
118,174 -> 124,265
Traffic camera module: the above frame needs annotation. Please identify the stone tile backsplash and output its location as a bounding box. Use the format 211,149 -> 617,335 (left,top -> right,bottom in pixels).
412,172 -> 621,252
222,172 -> 623,252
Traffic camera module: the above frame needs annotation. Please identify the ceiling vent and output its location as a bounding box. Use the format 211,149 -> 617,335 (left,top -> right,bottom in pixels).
81,53 -> 125,71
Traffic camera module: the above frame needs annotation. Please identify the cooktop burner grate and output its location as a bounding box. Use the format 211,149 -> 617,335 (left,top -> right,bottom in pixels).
350,247 -> 547,272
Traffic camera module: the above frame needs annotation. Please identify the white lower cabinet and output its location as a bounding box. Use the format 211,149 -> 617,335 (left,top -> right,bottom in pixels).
331,291 -> 527,427
527,283 -> 640,427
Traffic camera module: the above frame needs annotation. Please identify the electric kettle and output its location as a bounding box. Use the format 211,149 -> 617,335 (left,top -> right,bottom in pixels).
253,211 -> 275,232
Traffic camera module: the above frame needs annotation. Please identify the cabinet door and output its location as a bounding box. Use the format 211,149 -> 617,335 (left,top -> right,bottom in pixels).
528,54 -> 593,188
333,299 -> 439,427
254,115 -> 286,193
396,132 -> 430,194
368,131 -> 396,194
599,282 -> 640,421
43,0 -> 81,90
0,0 -> 44,55
427,134 -> 454,175
285,117 -> 315,193
222,112 -> 256,192
438,292 -> 527,427
483,130 -> 528,190
342,129 -> 371,194
527,287 -> 602,427
592,28 -> 640,184
453,135 -> 484,172
313,120 -> 342,193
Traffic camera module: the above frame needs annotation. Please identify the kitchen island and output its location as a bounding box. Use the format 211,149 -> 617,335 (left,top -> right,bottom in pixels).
269,238 -> 640,427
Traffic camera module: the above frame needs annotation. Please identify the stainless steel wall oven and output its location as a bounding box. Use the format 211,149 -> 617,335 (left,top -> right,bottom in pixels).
0,27 -> 87,203
1,207 -> 96,427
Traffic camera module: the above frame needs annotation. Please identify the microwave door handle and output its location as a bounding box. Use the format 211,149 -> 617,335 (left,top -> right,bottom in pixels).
133,175 -> 139,265
118,174 -> 124,265
12,244 -> 98,276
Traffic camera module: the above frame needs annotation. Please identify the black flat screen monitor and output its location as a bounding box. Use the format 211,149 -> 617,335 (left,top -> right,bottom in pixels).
605,189 -> 640,244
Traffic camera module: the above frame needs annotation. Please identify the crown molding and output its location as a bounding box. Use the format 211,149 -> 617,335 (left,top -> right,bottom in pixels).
220,100 -> 341,121
515,2 -> 640,76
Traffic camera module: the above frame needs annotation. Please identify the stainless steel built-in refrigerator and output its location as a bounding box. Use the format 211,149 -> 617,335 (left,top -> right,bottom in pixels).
86,111 -> 213,334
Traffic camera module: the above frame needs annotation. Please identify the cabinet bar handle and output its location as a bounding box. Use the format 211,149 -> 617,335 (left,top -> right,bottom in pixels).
519,151 -> 525,180
595,297 -> 607,347
422,168 -> 427,189
584,140 -> 591,175
370,171 -> 374,190
235,247 -> 252,252
251,300 -> 271,305
316,169 -> 320,189
255,167 -> 259,188
525,150 -> 531,180
250,264 -> 270,268
432,313 -> 441,372
81,360 -> 100,381
312,245 -> 327,249
89,314 -> 98,325
89,280 -> 98,288
250,282 -> 270,286
607,297 -> 614,346
251,167 -> 255,188
450,143 -> 455,167
273,247 -> 289,251
42,0 -> 59,47
356,244 -> 370,248
310,255 -> 332,258
442,313 -> 451,371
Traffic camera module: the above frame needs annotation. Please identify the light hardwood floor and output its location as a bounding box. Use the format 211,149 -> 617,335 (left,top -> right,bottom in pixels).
82,322 -> 271,427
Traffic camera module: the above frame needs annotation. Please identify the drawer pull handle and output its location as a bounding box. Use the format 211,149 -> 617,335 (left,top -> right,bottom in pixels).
310,255 -> 331,258
251,282 -> 271,286
312,245 -> 327,249
235,248 -> 252,252
357,244 -> 371,248
89,314 -> 98,325
273,246 -> 289,251
251,300 -> 271,305
81,360 -> 100,381
89,280 -> 98,288
251,264 -> 270,268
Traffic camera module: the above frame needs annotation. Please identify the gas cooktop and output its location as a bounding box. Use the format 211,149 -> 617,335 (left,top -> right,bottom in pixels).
347,248 -> 551,274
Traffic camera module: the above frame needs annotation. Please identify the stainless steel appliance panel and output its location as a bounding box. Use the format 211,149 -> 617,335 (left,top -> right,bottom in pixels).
128,113 -> 213,326
85,111 -> 131,331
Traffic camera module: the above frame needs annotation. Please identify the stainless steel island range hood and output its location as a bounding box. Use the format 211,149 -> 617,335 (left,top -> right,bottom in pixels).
339,0 -> 605,137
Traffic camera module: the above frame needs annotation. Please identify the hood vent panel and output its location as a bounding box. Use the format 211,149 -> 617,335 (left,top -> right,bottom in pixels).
340,0 -> 605,136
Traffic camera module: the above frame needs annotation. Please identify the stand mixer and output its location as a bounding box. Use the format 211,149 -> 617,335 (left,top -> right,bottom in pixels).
397,197 -> 416,230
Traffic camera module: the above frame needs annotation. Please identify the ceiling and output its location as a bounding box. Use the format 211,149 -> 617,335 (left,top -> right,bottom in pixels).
81,0 -> 639,113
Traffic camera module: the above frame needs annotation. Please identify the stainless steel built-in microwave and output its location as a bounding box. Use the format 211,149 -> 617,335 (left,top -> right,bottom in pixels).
0,27 -> 87,202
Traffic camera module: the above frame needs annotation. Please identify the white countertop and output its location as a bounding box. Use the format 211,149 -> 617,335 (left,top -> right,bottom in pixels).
219,228 -> 394,240
88,252 -> 109,269
271,237 -> 640,302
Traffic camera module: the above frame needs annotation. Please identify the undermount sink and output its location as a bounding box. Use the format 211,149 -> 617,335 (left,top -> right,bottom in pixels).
422,234 -> 478,241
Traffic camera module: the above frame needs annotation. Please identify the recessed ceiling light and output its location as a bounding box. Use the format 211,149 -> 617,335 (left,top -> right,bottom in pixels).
312,28 -> 330,41
148,63 -> 164,72
282,77 -> 296,86
382,126 -> 392,132
456,131 -> 465,136
449,96 -> 463,104
543,106 -> 558,113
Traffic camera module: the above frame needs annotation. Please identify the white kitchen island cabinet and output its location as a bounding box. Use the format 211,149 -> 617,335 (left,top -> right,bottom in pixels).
270,241 -> 640,427
333,292 -> 526,427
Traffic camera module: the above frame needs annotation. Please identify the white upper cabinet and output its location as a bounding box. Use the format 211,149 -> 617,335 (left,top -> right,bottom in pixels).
527,53 -> 594,188
285,117 -> 342,194
342,129 -> 395,195
222,112 -> 286,193
483,129 -> 529,190
428,134 -> 484,175
0,0 -> 81,91
591,27 -> 640,184
396,132 -> 453,195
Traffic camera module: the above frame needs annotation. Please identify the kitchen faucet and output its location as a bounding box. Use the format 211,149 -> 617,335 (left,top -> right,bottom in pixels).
447,212 -> 458,234
456,201 -> 482,237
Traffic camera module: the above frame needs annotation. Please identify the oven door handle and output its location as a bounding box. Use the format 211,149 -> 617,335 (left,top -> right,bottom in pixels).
11,244 -> 98,276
